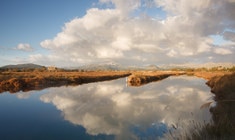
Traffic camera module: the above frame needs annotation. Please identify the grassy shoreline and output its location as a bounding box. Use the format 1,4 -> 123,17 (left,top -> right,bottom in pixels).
0,71 -> 131,93
0,70 -> 233,93
165,72 -> 235,139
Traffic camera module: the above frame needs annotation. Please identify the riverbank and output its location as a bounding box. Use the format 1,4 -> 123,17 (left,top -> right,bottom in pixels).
199,72 -> 235,139
0,70 -> 233,93
206,72 -> 235,101
0,71 -> 131,93
127,71 -> 185,86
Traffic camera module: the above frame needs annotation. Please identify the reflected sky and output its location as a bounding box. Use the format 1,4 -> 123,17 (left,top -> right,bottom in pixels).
38,76 -> 214,139
0,89 -> 113,140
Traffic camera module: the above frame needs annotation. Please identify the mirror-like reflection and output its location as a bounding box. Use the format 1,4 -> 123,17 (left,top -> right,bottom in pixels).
39,76 -> 213,139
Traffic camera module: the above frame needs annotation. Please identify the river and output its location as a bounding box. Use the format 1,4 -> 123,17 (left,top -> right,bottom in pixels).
0,76 -> 214,140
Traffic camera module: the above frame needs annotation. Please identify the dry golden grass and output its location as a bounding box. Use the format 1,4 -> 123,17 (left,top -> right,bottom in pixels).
127,71 -> 184,86
130,70 -> 185,76
188,71 -> 232,80
0,71 -> 130,80
0,71 -> 131,93
0,70 -> 232,93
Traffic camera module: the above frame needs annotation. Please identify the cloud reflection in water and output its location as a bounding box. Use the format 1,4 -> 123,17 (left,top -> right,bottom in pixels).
40,76 -> 213,139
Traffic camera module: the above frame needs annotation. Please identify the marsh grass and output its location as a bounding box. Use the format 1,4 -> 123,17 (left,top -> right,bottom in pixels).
127,73 -> 176,86
164,119 -> 235,140
164,100 -> 235,140
0,71 -> 131,93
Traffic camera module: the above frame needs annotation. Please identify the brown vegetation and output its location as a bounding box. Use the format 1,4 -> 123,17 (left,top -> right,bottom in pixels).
127,71 -> 185,86
186,72 -> 235,139
0,71 -> 131,93
206,72 -> 235,98
187,71 -> 232,80
0,69 -> 234,93
206,72 -> 235,128
204,72 -> 235,139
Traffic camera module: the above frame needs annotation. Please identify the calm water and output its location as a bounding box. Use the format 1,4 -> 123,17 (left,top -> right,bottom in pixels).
0,76 -> 214,140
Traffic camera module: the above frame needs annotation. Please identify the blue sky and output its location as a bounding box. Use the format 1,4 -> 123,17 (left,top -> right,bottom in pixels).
1,0 -> 235,67
0,0 -> 94,64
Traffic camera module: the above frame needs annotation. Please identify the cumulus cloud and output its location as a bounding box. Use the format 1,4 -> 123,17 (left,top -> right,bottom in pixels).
40,76 -> 213,138
214,47 -> 233,55
39,0 -> 235,66
15,43 -> 33,52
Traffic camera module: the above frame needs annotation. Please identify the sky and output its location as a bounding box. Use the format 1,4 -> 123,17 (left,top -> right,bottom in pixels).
1,0 -> 235,67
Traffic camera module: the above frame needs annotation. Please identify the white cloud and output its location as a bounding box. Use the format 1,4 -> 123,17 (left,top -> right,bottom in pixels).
214,47 -> 233,55
15,43 -> 33,52
38,0 -> 235,67
112,93 -> 131,106
167,49 -> 177,57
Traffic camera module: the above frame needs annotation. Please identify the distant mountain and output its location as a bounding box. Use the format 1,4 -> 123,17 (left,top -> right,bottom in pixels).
74,63 -> 162,71
145,64 -> 161,70
160,62 -> 235,69
77,63 -> 122,71
0,63 -> 45,69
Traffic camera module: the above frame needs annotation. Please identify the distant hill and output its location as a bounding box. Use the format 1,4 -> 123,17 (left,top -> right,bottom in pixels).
0,63 -> 45,69
73,63 -> 162,71
77,63 -> 122,71
160,62 -> 235,69
145,64 -> 161,70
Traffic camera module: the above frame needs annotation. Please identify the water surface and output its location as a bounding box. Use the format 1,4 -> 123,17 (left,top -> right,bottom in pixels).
0,76 -> 214,140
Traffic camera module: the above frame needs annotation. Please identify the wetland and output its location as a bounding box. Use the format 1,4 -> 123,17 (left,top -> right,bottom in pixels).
0,70 -> 234,139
